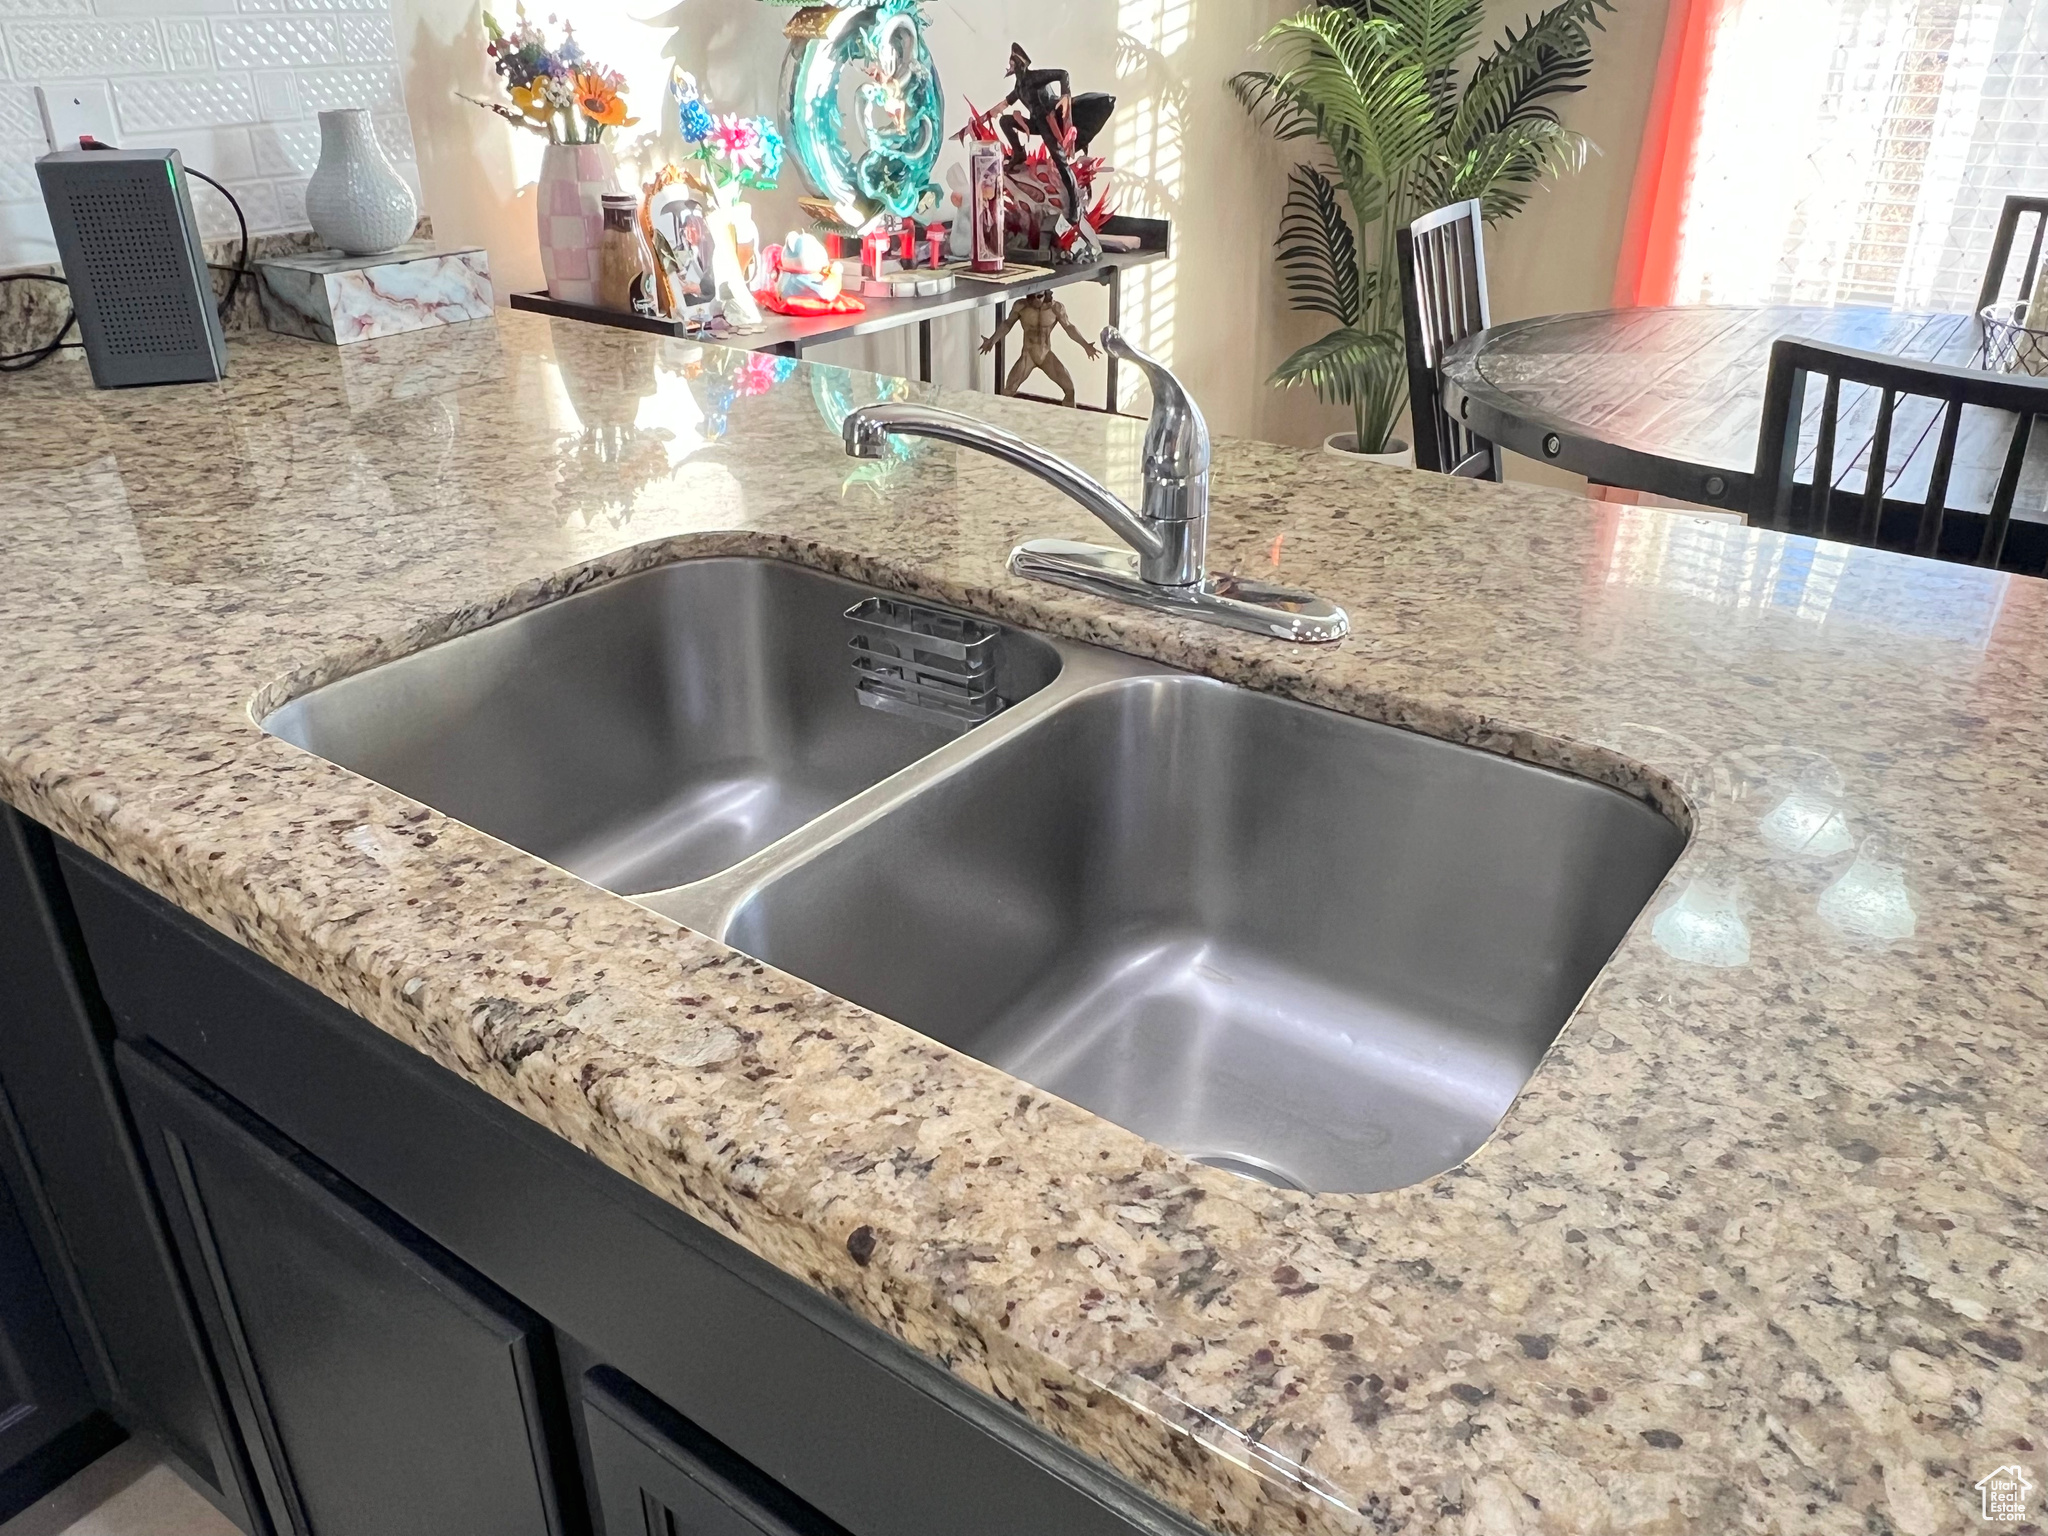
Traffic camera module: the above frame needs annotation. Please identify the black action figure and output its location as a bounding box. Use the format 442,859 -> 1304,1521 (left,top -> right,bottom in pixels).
997,43 -> 1115,258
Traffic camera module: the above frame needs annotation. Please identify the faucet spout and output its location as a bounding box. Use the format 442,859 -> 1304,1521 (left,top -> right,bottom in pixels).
837,343 -> 1349,642
840,403 -> 1169,564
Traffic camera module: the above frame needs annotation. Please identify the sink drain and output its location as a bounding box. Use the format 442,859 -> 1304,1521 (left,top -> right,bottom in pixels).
1188,1151 -> 1308,1192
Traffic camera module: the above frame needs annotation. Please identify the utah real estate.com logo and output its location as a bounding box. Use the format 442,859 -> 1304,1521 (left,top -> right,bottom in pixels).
1977,1465 -> 2035,1524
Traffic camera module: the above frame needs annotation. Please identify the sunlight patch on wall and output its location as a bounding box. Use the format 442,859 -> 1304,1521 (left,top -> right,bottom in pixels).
1109,0 -> 1191,411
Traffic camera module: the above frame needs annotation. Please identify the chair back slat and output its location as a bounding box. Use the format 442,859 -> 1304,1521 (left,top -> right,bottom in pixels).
1754,345 -> 1808,530
2022,216 -> 2048,306
1860,389 -> 1896,545
1916,398 -> 1963,557
1398,200 -> 1501,481
1982,411 -> 2033,568
1751,336 -> 2048,571
1810,375 -> 1841,534
1977,193 -> 2048,311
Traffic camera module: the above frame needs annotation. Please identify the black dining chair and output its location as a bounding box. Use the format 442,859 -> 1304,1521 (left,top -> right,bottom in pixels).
1750,336 -> 2048,571
1976,193 -> 2048,313
1397,200 -> 1502,480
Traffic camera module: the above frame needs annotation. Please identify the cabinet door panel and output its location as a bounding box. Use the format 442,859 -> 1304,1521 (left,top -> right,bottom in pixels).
118,1040 -> 572,1536
582,1369 -> 842,1536
0,807 -> 253,1525
0,1132 -> 121,1522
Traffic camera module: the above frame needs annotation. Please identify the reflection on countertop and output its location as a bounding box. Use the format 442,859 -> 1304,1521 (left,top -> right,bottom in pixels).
2,311 -> 2045,1536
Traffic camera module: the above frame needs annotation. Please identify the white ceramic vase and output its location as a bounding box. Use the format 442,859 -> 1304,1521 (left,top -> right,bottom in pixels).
305,108 -> 417,256
538,141 -> 621,306
1323,432 -> 1414,468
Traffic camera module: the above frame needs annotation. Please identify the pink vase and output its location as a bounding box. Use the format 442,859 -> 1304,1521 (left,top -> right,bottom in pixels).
537,141 -> 619,306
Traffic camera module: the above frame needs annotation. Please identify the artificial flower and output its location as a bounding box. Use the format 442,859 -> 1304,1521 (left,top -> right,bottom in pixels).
573,68 -> 635,128
678,95 -> 714,145
509,80 -> 551,121
708,114 -> 764,172
753,117 -> 784,184
470,8 -> 630,143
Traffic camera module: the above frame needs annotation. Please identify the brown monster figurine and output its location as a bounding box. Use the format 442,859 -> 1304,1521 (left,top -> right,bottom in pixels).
980,291 -> 1100,407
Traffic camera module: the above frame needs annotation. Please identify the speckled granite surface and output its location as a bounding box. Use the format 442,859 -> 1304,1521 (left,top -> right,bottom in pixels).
1,312 -> 2042,1536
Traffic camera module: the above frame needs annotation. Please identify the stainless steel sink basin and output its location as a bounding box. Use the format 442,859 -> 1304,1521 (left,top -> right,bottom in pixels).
269,555 -> 1684,1195
262,558 -> 1061,892
719,677 -> 1685,1193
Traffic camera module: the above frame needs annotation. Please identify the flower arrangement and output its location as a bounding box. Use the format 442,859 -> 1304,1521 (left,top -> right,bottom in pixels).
467,7 -> 637,143
670,69 -> 782,204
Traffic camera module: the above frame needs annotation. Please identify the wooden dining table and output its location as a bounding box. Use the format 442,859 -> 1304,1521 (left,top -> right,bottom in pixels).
1440,305 -> 2048,537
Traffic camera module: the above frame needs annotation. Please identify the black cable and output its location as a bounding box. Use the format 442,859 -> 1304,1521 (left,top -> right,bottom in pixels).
182,165 -> 249,320
0,272 -> 76,372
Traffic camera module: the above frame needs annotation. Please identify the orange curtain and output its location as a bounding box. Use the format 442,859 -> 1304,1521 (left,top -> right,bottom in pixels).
1613,0 -> 1727,307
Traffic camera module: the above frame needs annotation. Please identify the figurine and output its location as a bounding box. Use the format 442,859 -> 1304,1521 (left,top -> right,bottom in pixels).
980,290 -> 1099,406
993,43 -> 1114,261
957,47 -> 1118,263
756,231 -> 864,315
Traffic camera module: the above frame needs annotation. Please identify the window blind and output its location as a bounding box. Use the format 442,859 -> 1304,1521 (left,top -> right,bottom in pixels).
1672,0 -> 2048,312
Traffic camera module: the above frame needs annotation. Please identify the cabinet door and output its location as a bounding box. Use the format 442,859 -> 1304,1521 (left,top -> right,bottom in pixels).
117,1040 -> 575,1536
0,1126 -> 120,1522
582,1369 -> 843,1536
0,806 -> 257,1527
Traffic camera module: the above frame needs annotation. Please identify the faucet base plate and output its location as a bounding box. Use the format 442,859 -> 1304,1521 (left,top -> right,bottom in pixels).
1008,540 -> 1351,644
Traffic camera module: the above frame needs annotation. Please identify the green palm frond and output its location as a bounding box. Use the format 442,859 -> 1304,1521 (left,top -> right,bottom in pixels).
1228,69 -> 1319,142
1270,325 -> 1403,402
1237,0 -> 1611,452
1363,0 -> 1486,72
1259,9 -> 1437,183
1362,0 -> 1485,125
1451,0 -> 1613,147
1276,164 -> 1361,325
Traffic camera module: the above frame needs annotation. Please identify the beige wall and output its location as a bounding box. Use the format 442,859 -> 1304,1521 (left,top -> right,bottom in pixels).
390,0 -> 1665,455
1488,0 -> 1668,487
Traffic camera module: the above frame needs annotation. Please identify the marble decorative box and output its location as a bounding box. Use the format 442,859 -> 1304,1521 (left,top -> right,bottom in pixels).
259,243 -> 493,345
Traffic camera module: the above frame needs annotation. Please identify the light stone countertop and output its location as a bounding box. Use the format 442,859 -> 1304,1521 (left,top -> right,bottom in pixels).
1,311 -> 2042,1536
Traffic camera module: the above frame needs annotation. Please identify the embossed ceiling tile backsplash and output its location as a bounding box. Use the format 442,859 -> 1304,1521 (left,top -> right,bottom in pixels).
114,73 -> 259,133
0,84 -> 42,140
7,19 -> 164,75
293,64 -> 405,115
0,0 -> 420,267
160,18 -> 214,72
211,15 -> 343,70
250,119 -> 318,176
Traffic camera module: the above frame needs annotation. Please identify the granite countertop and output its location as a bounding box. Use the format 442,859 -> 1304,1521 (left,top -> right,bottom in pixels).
1,312 -> 2041,1536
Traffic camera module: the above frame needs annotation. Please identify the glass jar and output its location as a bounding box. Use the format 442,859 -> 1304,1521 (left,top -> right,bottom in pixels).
596,193 -> 648,313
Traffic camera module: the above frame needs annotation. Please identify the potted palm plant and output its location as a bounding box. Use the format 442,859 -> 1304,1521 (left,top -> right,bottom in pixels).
1233,0 -> 1613,464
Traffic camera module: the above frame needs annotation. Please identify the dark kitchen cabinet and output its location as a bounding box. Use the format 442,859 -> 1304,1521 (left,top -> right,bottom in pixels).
581,1368 -> 844,1536
116,1039 -> 578,1536
0,806 -> 250,1525
16,822 -> 1211,1536
0,1108 -> 122,1522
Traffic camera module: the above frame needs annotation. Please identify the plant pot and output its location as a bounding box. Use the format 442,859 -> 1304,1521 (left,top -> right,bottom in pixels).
1323,432 -> 1413,468
305,108 -> 417,256
538,141 -> 621,307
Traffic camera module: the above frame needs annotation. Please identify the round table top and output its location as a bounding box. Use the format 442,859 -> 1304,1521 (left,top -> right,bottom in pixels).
1439,304 -> 2033,517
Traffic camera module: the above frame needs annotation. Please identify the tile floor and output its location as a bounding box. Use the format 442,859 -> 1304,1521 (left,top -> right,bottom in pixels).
0,1441 -> 238,1536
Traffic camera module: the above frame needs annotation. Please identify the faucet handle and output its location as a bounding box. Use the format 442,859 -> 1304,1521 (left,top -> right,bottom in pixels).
1101,327 -> 1209,482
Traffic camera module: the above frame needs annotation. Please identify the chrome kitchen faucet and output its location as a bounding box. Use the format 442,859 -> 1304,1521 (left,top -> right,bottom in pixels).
841,327 -> 1351,643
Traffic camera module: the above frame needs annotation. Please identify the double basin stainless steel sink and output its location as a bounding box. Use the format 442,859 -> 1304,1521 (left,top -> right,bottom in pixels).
264,558 -> 1685,1193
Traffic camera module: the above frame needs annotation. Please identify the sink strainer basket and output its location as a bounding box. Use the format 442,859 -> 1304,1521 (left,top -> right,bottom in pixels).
844,597 -> 1005,730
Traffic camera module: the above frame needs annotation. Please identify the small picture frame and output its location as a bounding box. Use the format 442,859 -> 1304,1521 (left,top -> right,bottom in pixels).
647,189 -> 718,310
